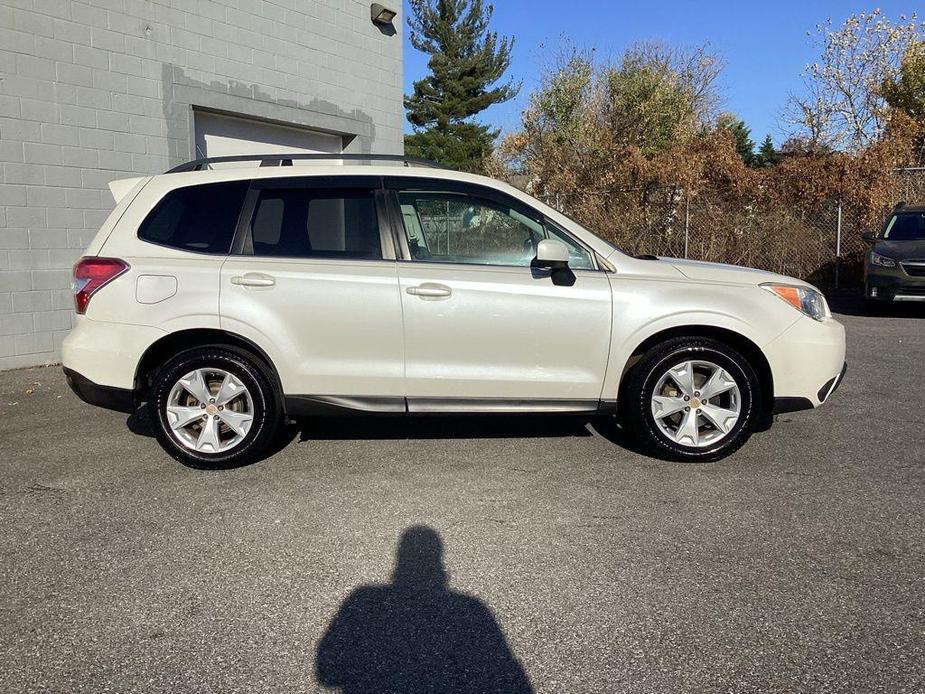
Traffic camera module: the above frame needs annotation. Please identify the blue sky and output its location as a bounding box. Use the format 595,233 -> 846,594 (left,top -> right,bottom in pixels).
402,0 -> 917,145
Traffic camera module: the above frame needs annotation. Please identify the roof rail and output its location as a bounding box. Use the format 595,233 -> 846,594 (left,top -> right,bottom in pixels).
165,153 -> 450,174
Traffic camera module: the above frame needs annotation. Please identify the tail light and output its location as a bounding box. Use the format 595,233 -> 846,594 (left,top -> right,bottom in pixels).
72,257 -> 129,314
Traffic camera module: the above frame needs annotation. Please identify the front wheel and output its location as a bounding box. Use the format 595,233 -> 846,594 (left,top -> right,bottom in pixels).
625,337 -> 760,462
151,347 -> 281,469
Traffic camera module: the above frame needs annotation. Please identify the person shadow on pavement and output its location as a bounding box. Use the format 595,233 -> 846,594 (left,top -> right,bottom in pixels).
315,525 -> 533,694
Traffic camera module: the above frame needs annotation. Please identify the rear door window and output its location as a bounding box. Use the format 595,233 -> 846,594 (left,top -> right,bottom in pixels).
249,188 -> 382,260
138,180 -> 248,254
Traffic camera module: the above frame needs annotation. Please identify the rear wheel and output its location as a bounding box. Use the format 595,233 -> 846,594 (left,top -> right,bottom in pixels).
151,347 -> 281,468
625,337 -> 760,461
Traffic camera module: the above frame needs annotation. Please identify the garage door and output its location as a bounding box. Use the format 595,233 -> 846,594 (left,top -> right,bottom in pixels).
193,111 -> 343,167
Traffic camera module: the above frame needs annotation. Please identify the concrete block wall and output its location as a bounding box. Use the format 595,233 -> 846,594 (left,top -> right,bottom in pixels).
0,0 -> 404,370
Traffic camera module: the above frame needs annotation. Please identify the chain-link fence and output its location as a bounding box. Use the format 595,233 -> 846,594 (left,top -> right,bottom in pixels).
540,168 -> 925,288
892,167 -> 925,203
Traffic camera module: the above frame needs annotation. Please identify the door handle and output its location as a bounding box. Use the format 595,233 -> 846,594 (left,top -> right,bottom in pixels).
406,283 -> 452,298
231,273 -> 275,288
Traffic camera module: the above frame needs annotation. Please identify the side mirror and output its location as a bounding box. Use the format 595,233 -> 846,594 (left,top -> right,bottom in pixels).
861,232 -> 877,243
534,238 -> 569,268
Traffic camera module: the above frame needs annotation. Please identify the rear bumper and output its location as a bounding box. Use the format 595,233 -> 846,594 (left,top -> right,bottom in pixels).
63,367 -> 134,413
61,316 -> 165,391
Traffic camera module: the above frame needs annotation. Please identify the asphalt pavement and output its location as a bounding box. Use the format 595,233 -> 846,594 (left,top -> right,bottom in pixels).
0,296 -> 922,693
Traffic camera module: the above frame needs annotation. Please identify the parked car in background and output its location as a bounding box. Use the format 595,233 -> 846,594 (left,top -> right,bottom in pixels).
62,154 -> 847,467
864,202 -> 925,306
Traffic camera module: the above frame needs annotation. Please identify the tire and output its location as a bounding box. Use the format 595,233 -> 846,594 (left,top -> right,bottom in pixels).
624,336 -> 760,462
150,346 -> 281,469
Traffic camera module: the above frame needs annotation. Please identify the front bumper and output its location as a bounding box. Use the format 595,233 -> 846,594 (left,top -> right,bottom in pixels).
865,265 -> 925,302
63,367 -> 134,413
762,315 -> 847,409
773,361 -> 847,413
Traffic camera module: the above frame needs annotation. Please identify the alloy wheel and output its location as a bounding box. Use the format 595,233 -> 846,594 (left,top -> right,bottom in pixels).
165,368 -> 254,453
650,360 -> 741,448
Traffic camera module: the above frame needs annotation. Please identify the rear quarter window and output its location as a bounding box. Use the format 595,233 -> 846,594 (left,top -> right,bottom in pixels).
138,180 -> 249,254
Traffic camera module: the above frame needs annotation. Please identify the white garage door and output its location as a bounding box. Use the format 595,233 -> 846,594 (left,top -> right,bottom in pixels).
193,111 -> 343,167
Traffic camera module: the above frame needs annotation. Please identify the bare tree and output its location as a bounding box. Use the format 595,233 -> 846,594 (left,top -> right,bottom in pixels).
625,41 -> 725,129
787,10 -> 923,152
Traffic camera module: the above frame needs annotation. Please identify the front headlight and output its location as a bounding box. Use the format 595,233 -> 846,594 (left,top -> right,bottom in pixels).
870,252 -> 897,267
761,283 -> 829,321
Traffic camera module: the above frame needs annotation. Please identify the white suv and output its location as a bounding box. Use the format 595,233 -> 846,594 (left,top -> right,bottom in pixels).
62,154 -> 847,467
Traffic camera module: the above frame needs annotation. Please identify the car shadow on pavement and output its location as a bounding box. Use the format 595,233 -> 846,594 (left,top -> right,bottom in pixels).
315,525 -> 533,694
294,415 -> 653,456
130,406 -> 652,466
294,414 -> 596,441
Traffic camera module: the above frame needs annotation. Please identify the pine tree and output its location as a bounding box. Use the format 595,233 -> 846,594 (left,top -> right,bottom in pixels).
716,113 -> 756,166
756,134 -> 779,167
404,0 -> 518,172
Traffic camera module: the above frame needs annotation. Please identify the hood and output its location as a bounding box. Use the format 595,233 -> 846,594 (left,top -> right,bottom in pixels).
873,238 -> 925,260
664,257 -> 809,287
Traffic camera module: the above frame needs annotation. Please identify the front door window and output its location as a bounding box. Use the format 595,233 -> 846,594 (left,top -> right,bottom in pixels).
397,189 -> 595,269
398,191 -> 543,266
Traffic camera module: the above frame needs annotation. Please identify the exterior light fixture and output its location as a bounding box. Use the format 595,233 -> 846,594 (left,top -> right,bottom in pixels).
370,3 -> 396,25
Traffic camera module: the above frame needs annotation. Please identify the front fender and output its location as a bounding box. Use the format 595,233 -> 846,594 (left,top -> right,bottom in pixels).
601,277 -> 801,400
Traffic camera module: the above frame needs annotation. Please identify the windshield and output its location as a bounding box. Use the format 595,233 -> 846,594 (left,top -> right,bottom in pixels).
883,211 -> 925,240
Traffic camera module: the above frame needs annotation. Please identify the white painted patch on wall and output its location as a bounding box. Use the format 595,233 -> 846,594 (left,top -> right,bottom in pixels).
193,111 -> 344,167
